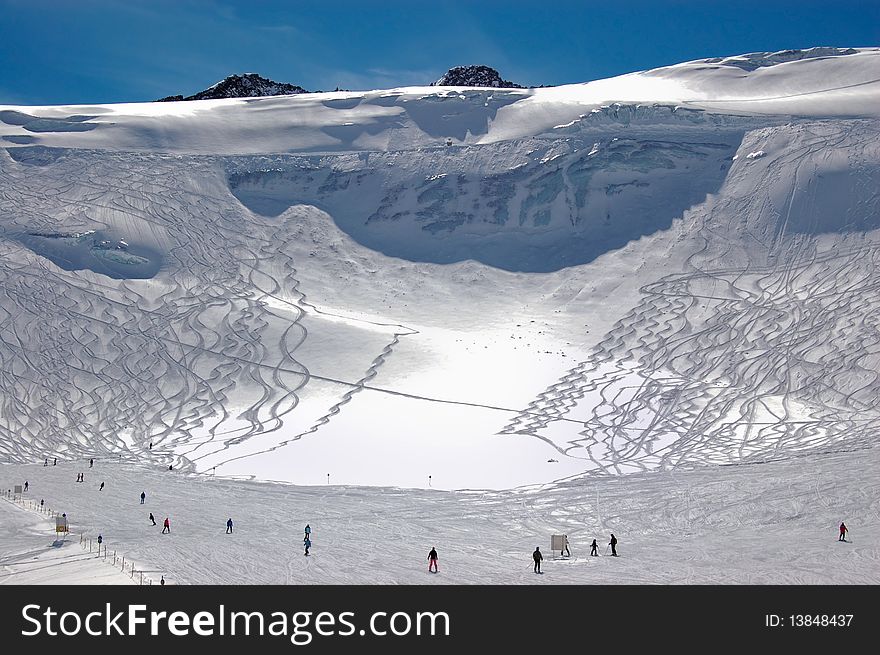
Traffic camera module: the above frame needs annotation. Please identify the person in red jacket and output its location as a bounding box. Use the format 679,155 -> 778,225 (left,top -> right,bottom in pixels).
162,517 -> 170,534
839,522 -> 847,542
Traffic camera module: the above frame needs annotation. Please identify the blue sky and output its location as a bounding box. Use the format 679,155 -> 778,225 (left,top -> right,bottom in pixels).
1,0 -> 878,105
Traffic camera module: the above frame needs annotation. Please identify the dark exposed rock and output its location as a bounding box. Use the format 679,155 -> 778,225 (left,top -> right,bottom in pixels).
431,65 -> 524,88
157,73 -> 308,102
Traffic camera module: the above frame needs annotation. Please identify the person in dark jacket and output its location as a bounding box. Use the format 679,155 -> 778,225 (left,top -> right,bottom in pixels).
99,482 -> 104,491
90,459 -> 94,468
839,522 -> 848,542
303,536 -> 311,556
140,491 -> 146,504
149,513 -> 156,526
162,517 -> 170,534
590,539 -> 599,556
226,518 -> 233,534
609,533 -> 618,556
23,481 -> 28,492
533,546 -> 543,573
563,534 -> 571,557
428,547 -> 439,573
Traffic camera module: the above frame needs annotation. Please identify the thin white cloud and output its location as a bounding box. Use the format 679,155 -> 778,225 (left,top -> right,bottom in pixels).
320,67 -> 439,91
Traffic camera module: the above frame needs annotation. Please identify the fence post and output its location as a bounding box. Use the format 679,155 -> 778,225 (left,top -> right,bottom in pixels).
113,551 -> 116,566
121,556 -> 125,569
140,571 -> 143,586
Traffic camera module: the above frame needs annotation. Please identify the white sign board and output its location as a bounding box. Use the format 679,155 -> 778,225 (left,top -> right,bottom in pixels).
551,534 -> 566,551
13,485 -> 22,496
55,516 -> 69,533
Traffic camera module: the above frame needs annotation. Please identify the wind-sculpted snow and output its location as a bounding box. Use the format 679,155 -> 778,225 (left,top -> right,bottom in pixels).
0,110 -> 101,133
700,47 -> 860,72
228,126 -> 741,272
11,230 -> 161,279
503,120 -> 880,473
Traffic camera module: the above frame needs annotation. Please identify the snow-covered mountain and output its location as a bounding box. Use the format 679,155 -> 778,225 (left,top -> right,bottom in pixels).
157,72 -> 308,101
0,47 -> 878,584
431,65 -> 524,88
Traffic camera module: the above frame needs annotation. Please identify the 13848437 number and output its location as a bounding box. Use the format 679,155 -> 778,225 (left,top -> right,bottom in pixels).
790,614 -> 853,627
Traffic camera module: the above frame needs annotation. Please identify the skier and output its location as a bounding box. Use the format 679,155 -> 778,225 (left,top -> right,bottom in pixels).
304,524 -> 311,540
303,536 -> 311,556
149,512 -> 156,526
44,458 -> 47,467
40,499 -> 44,508
839,522 -> 848,542
160,575 -> 165,586
563,534 -> 571,558
99,482 -> 104,491
590,539 -> 599,556
149,442 -> 153,450
226,518 -> 233,534
168,465 -> 173,471
89,458 -> 93,468
533,546 -> 543,573
609,533 -> 618,557
140,491 -> 146,504
162,517 -> 170,534
428,547 -> 439,573
23,481 -> 28,492
53,458 -> 56,466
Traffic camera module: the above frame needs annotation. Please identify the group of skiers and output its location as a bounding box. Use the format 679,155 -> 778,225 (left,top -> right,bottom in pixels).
532,533 -> 620,573
17,457 -> 856,580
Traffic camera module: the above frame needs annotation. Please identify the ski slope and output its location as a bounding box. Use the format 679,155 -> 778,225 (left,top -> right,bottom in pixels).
1,446 -> 876,584
0,496 -> 134,585
0,47 -> 878,583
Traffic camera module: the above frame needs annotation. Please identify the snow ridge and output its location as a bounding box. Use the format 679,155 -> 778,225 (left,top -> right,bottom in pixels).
700,46 -> 860,71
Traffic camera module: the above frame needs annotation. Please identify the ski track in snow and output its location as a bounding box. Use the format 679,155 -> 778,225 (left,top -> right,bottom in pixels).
0,121 -> 878,485
0,50 -> 879,583
503,122 -> 880,474
0,150 -> 381,470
